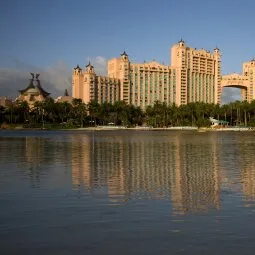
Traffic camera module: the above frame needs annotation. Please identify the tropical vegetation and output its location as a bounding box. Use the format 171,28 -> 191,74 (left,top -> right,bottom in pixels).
1,99 -> 255,129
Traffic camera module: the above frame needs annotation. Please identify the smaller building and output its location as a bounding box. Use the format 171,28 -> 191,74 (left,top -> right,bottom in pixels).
55,89 -> 74,104
209,117 -> 229,128
0,97 -> 12,107
16,73 -> 50,108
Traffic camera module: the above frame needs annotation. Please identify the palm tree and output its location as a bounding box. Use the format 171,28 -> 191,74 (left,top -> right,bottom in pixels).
98,101 -> 112,125
232,100 -> 242,126
132,106 -> 144,126
55,101 -> 72,124
241,100 -> 250,126
168,103 -> 180,126
71,98 -> 87,127
220,104 -> 229,123
42,98 -> 58,124
248,100 -> 255,126
88,100 -> 100,126
112,101 -> 127,125
17,101 -> 30,124
4,102 -> 18,124
145,105 -> 154,127
0,105 -> 5,124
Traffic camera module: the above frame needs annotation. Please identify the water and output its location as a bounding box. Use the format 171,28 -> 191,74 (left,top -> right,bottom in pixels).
1,130 -> 255,254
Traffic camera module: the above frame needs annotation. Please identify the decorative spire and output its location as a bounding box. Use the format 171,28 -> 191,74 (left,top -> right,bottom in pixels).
86,61 -> 93,68
64,89 -> 69,96
25,72 -> 35,89
27,78 -> 35,89
35,73 -> 41,88
121,51 -> 128,56
18,73 -> 50,96
30,72 -> 35,81
178,38 -> 184,43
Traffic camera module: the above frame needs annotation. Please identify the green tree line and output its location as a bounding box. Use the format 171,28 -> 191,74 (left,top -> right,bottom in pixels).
1,98 -> 255,128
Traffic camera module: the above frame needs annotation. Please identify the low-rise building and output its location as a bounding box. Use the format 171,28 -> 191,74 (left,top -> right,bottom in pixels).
55,89 -> 74,104
0,97 -> 12,107
16,73 -> 50,108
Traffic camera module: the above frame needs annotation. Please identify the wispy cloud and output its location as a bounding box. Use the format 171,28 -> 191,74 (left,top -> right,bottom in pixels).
221,87 -> 241,104
0,60 -> 72,99
86,56 -> 107,76
0,56 -> 109,99
0,56 -> 241,103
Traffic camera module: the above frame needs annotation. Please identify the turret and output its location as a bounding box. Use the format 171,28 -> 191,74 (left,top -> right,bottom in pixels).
171,39 -> 187,68
119,51 -> 130,103
85,61 -> 95,74
72,64 -> 83,99
214,47 -> 220,55
119,51 -> 130,79
121,51 -> 129,62
83,61 -> 96,103
178,39 -> 185,47
84,61 -> 96,82
213,47 -> 221,104
73,64 -> 82,75
64,89 -> 69,97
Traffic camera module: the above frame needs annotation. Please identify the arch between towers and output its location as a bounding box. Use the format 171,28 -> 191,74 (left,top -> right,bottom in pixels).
221,73 -> 249,102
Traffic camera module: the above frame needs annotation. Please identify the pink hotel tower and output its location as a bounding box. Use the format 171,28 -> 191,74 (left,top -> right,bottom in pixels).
73,40 -> 255,108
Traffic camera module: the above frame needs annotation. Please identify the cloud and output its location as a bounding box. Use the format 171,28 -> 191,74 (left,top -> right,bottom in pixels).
221,87 -> 241,104
0,56 -> 108,100
43,60 -> 72,94
0,56 -> 242,104
87,56 -> 107,76
0,60 -> 72,99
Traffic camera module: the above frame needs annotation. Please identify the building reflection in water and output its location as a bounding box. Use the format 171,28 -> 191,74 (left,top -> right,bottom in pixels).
24,137 -> 44,187
170,134 -> 220,215
239,139 -> 255,206
71,131 -> 221,214
71,133 -> 127,202
2,131 -> 255,214
71,135 -> 92,190
214,134 -> 255,207
17,136 -> 71,187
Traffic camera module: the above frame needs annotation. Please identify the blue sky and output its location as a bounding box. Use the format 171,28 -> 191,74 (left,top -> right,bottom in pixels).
1,0 -> 255,99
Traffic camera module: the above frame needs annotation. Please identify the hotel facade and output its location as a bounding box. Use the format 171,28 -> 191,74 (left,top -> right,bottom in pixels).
72,40 -> 255,107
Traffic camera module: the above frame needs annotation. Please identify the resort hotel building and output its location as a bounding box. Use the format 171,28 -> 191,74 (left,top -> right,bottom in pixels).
72,40 -> 255,108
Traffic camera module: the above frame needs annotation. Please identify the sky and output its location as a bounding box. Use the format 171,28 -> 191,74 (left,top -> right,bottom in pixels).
1,0 -> 255,102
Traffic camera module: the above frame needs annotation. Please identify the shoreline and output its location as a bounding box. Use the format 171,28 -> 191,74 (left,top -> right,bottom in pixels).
1,126 -> 254,132
76,127 -> 254,132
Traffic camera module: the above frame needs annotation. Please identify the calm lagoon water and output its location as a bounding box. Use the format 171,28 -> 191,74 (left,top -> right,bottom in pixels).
1,130 -> 255,254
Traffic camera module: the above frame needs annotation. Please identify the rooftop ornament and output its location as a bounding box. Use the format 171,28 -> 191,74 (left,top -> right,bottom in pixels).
19,73 -> 50,96
86,61 -> 93,68
121,51 -> 128,56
